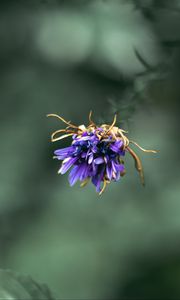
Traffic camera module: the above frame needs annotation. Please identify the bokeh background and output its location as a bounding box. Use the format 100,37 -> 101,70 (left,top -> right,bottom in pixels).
0,0 -> 180,299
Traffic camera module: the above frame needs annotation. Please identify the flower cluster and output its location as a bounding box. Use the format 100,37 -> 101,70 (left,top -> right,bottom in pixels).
48,112 -> 157,194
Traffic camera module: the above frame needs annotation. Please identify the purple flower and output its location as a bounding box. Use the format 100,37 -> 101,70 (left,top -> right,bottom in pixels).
48,112 -> 157,192
54,131 -> 125,194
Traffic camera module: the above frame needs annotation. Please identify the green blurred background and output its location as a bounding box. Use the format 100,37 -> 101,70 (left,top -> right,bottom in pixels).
0,0 -> 180,299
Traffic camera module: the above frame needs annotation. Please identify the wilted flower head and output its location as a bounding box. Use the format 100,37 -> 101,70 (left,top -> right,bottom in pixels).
47,112 -> 157,195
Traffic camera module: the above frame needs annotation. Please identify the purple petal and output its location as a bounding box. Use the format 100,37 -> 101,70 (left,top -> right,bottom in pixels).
82,132 -> 89,137
78,164 -> 87,181
111,160 -> 117,173
75,136 -> 92,142
94,157 -> 104,164
68,163 -> 90,186
92,163 -> 98,176
54,146 -> 75,159
92,145 -> 98,153
79,163 -> 91,181
85,149 -> 91,160
88,153 -> 94,164
106,164 -> 113,180
115,163 -> 125,173
68,166 -> 79,186
91,165 -> 105,192
96,127 -> 104,132
92,176 -> 101,193
114,171 -> 120,181
119,150 -> 125,156
81,152 -> 86,158
111,161 -> 125,173
104,155 -> 109,164
110,140 -> 123,153
58,157 -> 78,174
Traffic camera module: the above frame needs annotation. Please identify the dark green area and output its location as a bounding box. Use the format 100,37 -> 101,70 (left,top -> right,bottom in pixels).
0,0 -> 180,299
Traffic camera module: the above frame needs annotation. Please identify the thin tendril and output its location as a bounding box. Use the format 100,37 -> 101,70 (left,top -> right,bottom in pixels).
88,110 -> 96,127
47,114 -> 80,129
127,146 -> 145,186
129,140 -> 158,153
51,133 -> 74,142
106,114 -> 117,134
51,129 -> 75,141
118,129 -> 129,148
99,180 -> 107,195
80,178 -> 90,187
